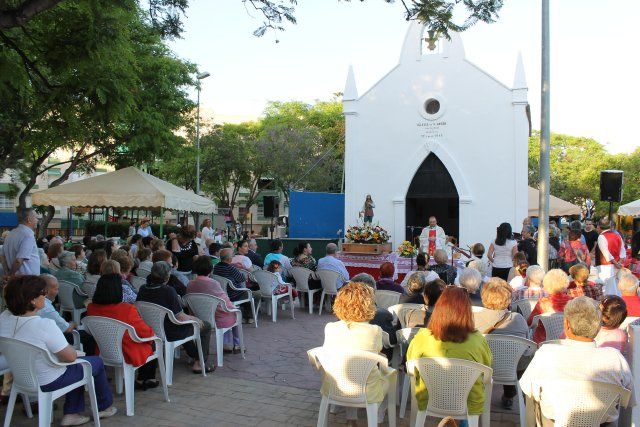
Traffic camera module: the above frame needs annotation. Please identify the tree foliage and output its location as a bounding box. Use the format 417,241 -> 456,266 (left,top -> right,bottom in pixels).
0,0 -> 195,236
528,131 -> 640,216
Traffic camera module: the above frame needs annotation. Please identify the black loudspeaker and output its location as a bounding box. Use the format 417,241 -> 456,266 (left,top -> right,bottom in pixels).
600,170 -> 624,202
263,196 -> 276,218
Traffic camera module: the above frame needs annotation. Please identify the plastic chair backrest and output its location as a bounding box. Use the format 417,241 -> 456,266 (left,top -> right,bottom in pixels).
512,298 -> 538,320
137,268 -> 151,279
620,316 -> 639,331
535,313 -> 565,341
307,346 -> 387,404
316,269 -> 340,294
183,293 -> 222,327
290,267 -> 314,292
389,304 -> 426,329
135,301 -> 170,341
395,327 -> 421,357
0,337 -> 57,392
538,380 -> 631,426
485,334 -> 536,383
57,280 -> 81,310
375,290 -> 401,310
407,357 -> 492,416
129,276 -> 147,291
210,274 -> 233,291
253,270 -> 278,296
82,316 -> 130,365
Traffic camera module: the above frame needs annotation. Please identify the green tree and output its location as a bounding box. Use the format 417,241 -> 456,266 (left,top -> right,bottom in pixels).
3,0 -> 195,234
1,1 -> 503,40
528,131 -> 640,216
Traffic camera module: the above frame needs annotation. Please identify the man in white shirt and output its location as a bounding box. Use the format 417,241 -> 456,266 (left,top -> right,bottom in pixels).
317,243 -> 349,289
519,296 -> 635,425
2,208 -> 40,276
418,216 -> 446,256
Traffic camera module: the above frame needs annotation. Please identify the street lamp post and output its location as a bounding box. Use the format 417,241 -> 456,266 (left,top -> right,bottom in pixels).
537,0 -> 551,271
195,71 -> 210,197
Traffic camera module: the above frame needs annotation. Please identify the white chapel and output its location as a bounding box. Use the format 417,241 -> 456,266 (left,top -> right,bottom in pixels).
343,21 -> 530,249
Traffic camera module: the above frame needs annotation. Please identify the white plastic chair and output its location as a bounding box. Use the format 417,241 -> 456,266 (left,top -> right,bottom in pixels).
511,297 -> 538,321
388,304 -> 424,329
375,290 -> 402,310
0,354 -> 31,421
307,347 -> 397,427
406,357 -> 493,427
211,273 -> 258,327
395,327 -> 421,419
136,267 -> 151,279
620,316 -> 639,331
534,379 -> 631,426
290,266 -> 321,314
82,316 -> 169,416
316,269 -> 341,315
484,334 -> 537,427
129,275 -> 147,291
135,301 -> 206,385
183,293 -> 245,367
0,337 -> 100,427
253,270 -> 295,323
531,313 -> 565,341
57,279 -> 87,324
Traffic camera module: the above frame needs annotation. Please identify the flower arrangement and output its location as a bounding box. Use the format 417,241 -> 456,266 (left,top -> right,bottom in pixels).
345,223 -> 390,244
397,241 -> 418,257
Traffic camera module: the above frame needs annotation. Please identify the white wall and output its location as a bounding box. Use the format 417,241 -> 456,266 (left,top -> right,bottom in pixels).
344,22 -> 529,249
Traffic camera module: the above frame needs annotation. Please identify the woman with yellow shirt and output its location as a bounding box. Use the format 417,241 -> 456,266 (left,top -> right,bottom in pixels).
322,282 -> 387,424
406,286 -> 492,419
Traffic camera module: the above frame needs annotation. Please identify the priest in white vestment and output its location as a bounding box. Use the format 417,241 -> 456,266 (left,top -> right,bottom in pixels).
418,216 -> 446,256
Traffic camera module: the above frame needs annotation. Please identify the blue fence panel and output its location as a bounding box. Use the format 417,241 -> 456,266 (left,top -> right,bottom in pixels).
289,191 -> 344,239
0,212 -> 17,227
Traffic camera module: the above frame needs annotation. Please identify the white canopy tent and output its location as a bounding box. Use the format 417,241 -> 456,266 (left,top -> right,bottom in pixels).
527,186 -> 581,217
31,167 -> 216,234
618,200 -> 640,216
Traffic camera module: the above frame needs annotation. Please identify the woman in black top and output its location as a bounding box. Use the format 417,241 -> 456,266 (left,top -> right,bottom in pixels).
169,225 -> 199,273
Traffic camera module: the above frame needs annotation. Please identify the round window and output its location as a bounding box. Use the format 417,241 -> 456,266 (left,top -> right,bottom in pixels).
424,98 -> 440,115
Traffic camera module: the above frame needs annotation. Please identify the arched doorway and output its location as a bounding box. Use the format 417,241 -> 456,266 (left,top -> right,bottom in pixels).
405,153 -> 459,243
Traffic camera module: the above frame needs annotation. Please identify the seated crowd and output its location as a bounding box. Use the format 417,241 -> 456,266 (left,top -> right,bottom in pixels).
1,210 -> 640,426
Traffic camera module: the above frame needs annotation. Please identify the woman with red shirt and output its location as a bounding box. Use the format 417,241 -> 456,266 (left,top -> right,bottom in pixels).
87,274 -> 159,389
558,228 -> 591,272
528,269 -> 572,344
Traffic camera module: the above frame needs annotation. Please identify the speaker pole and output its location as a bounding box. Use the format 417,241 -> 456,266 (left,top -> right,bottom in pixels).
609,201 -> 613,221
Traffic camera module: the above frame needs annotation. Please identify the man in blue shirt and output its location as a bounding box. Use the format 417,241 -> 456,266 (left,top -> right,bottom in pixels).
317,243 -> 349,289
39,274 -> 96,354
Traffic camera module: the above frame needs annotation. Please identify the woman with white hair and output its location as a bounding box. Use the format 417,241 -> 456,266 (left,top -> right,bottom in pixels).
400,272 -> 430,304
458,267 -> 483,307
512,265 -> 548,302
53,251 -> 87,309
528,269 -> 572,344
473,277 -> 528,409
427,249 -> 457,284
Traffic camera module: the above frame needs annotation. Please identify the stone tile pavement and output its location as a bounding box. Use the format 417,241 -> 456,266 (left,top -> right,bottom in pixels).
1,304 -> 521,426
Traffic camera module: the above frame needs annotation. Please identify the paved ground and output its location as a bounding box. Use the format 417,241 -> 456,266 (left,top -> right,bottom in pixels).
1,303 -> 520,426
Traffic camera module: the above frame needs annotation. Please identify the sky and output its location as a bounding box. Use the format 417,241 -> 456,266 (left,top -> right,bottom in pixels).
169,0 -> 640,154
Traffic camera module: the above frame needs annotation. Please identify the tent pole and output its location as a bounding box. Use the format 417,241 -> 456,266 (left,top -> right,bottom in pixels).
160,208 -> 164,238
104,207 -> 108,236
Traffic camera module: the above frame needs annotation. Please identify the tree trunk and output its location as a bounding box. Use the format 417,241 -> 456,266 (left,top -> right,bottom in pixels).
38,205 -> 55,238
34,151 -> 85,238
